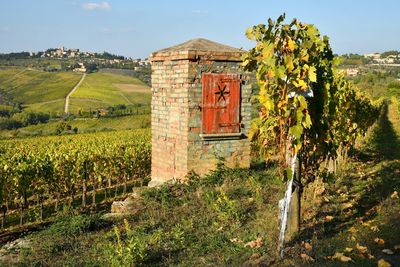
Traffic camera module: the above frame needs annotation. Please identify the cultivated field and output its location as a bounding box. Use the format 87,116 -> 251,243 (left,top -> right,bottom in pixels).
0,67 -> 81,105
0,114 -> 150,138
69,72 -> 151,113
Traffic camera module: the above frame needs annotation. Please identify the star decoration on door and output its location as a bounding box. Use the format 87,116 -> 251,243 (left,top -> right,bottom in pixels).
214,83 -> 230,103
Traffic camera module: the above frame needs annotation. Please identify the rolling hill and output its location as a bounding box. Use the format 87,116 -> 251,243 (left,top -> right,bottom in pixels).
0,67 -> 151,115
0,67 -> 81,105
68,72 -> 151,113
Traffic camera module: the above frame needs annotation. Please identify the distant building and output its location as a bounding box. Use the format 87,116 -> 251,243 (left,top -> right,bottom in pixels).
345,68 -> 359,77
73,63 -> 87,73
364,53 -> 380,60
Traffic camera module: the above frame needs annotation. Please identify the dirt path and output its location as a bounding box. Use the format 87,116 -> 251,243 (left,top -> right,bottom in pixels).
64,73 -> 86,114
118,91 -> 133,105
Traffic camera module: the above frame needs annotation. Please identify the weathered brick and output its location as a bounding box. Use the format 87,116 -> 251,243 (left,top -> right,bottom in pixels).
150,39 -> 253,185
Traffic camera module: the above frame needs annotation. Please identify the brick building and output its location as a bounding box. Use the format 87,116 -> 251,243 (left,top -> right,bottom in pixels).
149,38 -> 253,186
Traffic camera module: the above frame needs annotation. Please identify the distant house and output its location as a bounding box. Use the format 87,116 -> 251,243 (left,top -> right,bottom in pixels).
374,58 -> 395,64
364,53 -> 380,60
341,68 -> 359,77
73,63 -> 87,73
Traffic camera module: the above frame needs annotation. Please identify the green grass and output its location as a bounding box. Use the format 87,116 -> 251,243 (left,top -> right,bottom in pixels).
0,114 -> 150,138
0,67 -> 81,105
0,58 -> 72,69
281,100 -> 400,267
11,167 -> 284,266
1,100 -> 399,266
69,72 -> 151,113
24,99 -> 66,114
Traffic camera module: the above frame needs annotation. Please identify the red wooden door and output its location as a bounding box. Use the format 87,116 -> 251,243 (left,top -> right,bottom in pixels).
202,73 -> 241,134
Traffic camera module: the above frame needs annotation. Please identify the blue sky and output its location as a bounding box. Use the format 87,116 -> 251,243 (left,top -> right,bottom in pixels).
0,0 -> 399,58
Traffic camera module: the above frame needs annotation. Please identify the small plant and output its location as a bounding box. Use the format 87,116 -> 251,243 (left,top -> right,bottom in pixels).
206,190 -> 241,229
106,219 -> 148,267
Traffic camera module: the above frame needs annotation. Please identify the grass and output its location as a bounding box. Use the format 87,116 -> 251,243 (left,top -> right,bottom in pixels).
69,72 -> 151,113
17,213 -> 112,266
0,67 -> 81,105
9,166 -> 284,266
0,58 -> 65,69
281,99 -> 400,266
24,99 -> 65,114
0,100 -> 398,266
7,100 -> 399,266
0,114 -> 150,138
0,67 -> 151,117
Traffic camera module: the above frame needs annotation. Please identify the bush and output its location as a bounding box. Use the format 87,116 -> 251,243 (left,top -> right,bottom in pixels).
31,214 -> 106,254
12,111 -> 50,126
0,117 -> 23,130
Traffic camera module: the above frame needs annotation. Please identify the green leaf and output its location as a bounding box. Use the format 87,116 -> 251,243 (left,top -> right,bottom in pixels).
296,109 -> 304,123
298,96 -> 307,109
277,13 -> 286,24
268,18 -> 274,27
289,125 -> 303,140
285,167 -> 293,181
303,114 -> 312,128
276,66 -> 286,80
306,24 -> 319,38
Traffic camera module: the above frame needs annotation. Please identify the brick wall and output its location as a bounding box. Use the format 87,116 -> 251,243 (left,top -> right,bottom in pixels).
150,49 -> 253,185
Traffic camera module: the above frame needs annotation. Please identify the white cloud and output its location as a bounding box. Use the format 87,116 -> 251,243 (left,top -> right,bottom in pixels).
82,1 -> 111,11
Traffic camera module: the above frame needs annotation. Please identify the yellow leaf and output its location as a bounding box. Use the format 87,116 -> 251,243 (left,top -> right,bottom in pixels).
308,66 -> 317,82
374,238 -> 385,245
333,252 -> 352,262
300,253 -> 314,262
304,242 -> 312,251
286,59 -> 294,72
340,255 -> 352,262
244,237 -> 263,248
344,247 -> 353,253
370,225 -> 380,232
378,259 -> 392,267
391,191 -> 398,199
325,215 -> 334,222
342,202 -> 353,210
245,27 -> 254,40
292,79 -> 307,90
287,39 -> 295,52
301,52 -> 309,62
356,243 -> 368,254
332,252 -> 343,259
349,226 -> 357,234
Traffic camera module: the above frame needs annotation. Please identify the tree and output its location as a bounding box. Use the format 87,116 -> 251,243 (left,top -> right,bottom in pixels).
85,63 -> 98,73
243,14 -> 332,167
243,14 -> 381,248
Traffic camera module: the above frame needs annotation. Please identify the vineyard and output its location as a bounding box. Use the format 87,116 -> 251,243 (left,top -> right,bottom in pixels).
0,11 -> 399,266
244,14 -> 383,178
0,129 -> 151,228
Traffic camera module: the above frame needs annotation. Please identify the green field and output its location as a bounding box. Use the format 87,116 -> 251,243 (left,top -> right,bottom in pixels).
0,58 -> 67,69
25,99 -> 66,113
0,114 -> 150,138
69,72 -> 151,113
0,67 -> 81,106
0,67 -> 151,115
